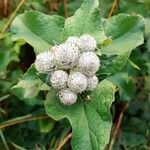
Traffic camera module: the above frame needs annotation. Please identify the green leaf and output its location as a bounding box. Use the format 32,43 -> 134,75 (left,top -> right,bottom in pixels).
12,65 -> 40,98
39,118 -> 54,133
62,0 -> 106,43
119,0 -> 149,16
0,33 -> 19,77
11,11 -> 65,54
11,65 -> 48,105
44,80 -> 115,150
98,14 -> 144,76
109,72 -> 136,101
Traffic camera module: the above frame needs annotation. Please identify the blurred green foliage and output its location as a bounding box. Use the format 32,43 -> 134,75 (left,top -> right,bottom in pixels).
0,0 -> 150,150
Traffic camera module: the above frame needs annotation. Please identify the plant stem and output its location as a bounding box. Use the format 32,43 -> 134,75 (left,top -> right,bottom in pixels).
0,115 -> 49,129
0,130 -> 9,150
63,0 -> 68,18
0,0 -> 26,39
56,133 -> 72,150
107,103 -> 129,150
108,0 -> 119,18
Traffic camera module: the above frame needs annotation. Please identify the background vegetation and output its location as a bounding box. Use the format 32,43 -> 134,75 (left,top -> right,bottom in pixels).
0,0 -> 150,150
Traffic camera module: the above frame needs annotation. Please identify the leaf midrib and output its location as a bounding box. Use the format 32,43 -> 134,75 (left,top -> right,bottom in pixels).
83,104 -> 99,150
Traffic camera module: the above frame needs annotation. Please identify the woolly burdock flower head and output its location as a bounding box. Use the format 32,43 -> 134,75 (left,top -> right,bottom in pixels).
66,36 -> 79,46
35,51 -> 55,73
50,70 -> 68,90
59,88 -> 77,105
78,52 -> 100,77
54,43 -> 79,69
86,75 -> 98,91
67,72 -> 87,93
77,34 -> 96,52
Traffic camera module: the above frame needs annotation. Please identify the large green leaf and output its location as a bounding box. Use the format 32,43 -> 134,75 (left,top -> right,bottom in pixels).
45,80 -> 115,150
98,14 -> 144,76
11,11 -> 65,54
62,0 -> 106,43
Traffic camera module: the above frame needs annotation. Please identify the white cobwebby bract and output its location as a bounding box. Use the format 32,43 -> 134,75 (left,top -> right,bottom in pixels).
50,70 -> 68,90
78,52 -> 100,77
59,88 -> 77,105
35,51 -> 55,73
67,72 -> 88,93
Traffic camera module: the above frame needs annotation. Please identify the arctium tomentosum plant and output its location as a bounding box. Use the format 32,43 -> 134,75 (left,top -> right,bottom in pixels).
10,0 -> 145,149
35,34 -> 100,105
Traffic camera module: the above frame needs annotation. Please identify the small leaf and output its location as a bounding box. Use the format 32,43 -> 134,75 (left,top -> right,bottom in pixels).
11,65 -> 45,105
110,72 -> 136,101
39,118 -> 54,133
62,0 -> 106,43
101,38 -> 112,47
128,59 -> 141,70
